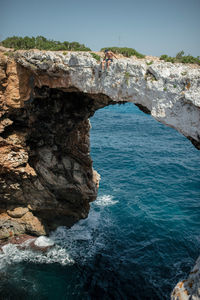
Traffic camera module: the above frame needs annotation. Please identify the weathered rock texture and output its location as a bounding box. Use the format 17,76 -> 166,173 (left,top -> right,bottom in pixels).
171,256 -> 200,300
0,49 -> 200,299
16,50 -> 200,148
0,49 -> 200,240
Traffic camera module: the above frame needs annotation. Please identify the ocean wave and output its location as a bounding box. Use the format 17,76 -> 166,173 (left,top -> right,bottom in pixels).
94,194 -> 118,207
50,210 -> 109,262
0,242 -> 74,270
0,208 -> 112,269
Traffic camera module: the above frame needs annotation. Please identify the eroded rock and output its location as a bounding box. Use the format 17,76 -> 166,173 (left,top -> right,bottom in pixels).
171,256 -> 200,300
0,50 -> 199,240
7,207 -> 29,218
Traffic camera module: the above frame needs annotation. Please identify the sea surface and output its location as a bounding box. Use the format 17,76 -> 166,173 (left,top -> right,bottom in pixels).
0,103 -> 200,300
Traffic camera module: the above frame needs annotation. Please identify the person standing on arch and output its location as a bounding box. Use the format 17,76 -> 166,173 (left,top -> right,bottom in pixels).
101,49 -> 118,71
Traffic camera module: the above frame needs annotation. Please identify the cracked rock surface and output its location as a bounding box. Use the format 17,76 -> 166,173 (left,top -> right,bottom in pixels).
16,50 -> 200,149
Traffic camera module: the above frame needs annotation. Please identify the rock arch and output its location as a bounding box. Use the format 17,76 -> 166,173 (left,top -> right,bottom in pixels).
0,50 -> 200,238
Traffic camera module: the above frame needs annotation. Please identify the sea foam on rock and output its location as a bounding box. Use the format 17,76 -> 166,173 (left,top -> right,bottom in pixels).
34,236 -> 55,248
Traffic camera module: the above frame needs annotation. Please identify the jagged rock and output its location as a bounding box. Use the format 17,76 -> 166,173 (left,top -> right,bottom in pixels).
7,207 -> 29,218
0,49 -> 200,298
171,256 -> 200,300
19,211 -> 46,236
15,50 -> 200,149
0,219 -> 25,239
0,50 -> 199,241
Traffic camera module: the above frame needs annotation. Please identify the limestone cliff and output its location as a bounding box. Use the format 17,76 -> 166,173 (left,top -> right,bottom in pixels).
0,49 -> 200,240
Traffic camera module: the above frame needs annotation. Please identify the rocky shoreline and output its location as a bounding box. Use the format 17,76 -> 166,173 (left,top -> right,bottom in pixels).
0,48 -> 200,298
0,234 -> 54,253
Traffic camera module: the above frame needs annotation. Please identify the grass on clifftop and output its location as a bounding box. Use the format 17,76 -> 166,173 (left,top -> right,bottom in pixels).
100,47 -> 145,58
90,53 -> 101,61
160,51 -> 200,65
0,36 -> 91,51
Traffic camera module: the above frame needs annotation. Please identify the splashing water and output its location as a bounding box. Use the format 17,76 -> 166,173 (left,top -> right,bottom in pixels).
0,242 -> 74,270
94,194 -> 119,207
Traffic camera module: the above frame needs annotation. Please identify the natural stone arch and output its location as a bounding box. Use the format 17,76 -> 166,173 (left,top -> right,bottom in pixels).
0,50 -> 200,238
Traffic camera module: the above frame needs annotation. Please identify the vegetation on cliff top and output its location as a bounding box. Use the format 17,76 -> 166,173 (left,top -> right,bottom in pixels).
160,51 -> 200,65
100,47 -> 145,58
0,36 -> 91,51
90,52 -> 101,61
1,37 -> 199,65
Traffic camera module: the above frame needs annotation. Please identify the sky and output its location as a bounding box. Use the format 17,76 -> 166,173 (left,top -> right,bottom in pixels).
0,0 -> 199,57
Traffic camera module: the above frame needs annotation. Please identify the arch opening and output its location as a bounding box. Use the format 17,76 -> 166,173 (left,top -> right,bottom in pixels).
0,85 -> 199,239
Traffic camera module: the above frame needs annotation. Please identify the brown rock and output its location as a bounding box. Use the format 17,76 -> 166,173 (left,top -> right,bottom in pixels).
0,52 -> 103,239
0,118 -> 13,133
19,212 -> 46,236
0,219 -> 25,240
0,234 -> 35,248
7,207 -> 29,218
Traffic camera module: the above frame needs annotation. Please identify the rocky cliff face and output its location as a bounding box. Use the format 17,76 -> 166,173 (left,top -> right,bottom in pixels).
0,50 -> 200,240
0,49 -> 200,299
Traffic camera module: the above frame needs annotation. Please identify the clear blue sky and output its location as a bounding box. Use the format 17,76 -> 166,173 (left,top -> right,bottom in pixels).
0,0 -> 199,57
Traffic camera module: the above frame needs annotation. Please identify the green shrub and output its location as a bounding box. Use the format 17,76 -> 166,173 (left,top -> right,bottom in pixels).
1,36 -> 91,51
100,47 -> 145,59
124,72 -> 130,84
90,52 -> 101,61
146,61 -> 153,65
176,50 -> 184,59
160,51 -> 200,65
181,71 -> 187,76
160,54 -> 168,60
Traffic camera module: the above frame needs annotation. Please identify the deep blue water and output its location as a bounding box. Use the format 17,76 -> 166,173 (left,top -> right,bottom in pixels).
0,104 -> 200,300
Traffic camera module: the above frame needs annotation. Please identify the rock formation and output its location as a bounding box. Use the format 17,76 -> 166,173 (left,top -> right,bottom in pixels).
0,49 -> 200,299
0,49 -> 200,239
171,256 -> 200,300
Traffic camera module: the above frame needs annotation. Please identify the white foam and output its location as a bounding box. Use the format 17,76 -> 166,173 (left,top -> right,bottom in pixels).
95,194 -> 118,207
50,209 -> 110,262
0,243 -> 74,270
0,200 -> 113,269
34,236 -> 55,247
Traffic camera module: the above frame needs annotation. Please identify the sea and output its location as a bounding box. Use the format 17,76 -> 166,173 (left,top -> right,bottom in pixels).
0,103 -> 200,300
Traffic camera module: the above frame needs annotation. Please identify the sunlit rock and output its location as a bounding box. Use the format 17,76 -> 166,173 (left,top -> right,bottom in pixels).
0,49 -> 199,240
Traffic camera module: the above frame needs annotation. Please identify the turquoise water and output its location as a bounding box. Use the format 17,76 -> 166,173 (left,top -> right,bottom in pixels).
0,104 -> 200,299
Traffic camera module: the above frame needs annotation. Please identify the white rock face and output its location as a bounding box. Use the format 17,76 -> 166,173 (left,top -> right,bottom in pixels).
171,256 -> 200,300
16,50 -> 200,149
